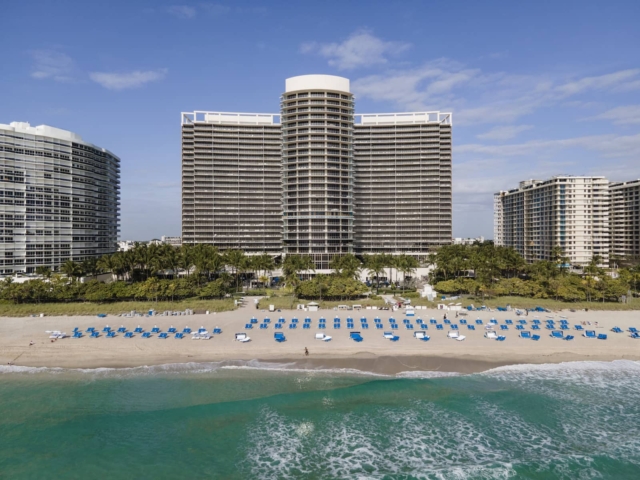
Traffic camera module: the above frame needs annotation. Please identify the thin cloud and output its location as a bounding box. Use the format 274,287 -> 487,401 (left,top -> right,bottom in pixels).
166,5 -> 197,19
29,50 -> 76,82
300,30 -> 411,70
585,105 -> 640,125
353,63 -> 640,125
89,69 -> 168,90
477,125 -> 533,141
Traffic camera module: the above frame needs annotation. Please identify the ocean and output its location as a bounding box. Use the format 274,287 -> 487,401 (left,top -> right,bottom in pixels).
1,360 -> 639,479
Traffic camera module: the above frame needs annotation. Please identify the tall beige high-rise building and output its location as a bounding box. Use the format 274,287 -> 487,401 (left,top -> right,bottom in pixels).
354,112 -> 452,256
494,176 -> 610,266
181,75 -> 454,264
180,112 -> 282,253
610,179 -> 640,262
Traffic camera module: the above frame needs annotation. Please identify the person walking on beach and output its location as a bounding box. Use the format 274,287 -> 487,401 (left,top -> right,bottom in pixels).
304,347 -> 309,356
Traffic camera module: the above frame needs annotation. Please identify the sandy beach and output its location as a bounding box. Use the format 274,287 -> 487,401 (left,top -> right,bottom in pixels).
2,300 -> 639,374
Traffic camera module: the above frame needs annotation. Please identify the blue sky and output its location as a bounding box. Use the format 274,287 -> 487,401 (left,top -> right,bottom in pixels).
2,0 -> 639,240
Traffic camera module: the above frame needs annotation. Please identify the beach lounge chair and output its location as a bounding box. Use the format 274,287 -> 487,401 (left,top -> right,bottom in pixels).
97,313 -> 107,318
259,323 -> 268,329
436,324 -> 443,330
414,331 -> 430,341
532,334 -> 541,341
102,326 -> 111,332
611,327 -> 623,333
375,323 -> 383,329
564,335 -> 574,341
460,319 -> 467,324
333,323 -> 341,329
475,319 -> 483,325
467,325 -> 476,330
90,331 -> 100,338
532,319 -> 540,324
303,323 -> 310,329
550,330 -> 563,339
182,327 -> 192,334
518,319 -> 527,324
289,323 -> 297,329
520,331 -> 531,339
263,318 -> 271,324
274,332 -> 286,343
86,327 -> 95,333
198,327 -> 207,333
235,333 -> 251,342
124,331 -> 133,338
405,324 -> 414,330
174,333 -> 184,339
350,332 -> 364,342
560,325 -> 569,330
430,319 -> 437,324
391,324 -> 398,330
133,326 -> 143,333
583,330 -> 596,338
631,332 -> 640,339
151,326 -> 160,333
485,331 -> 498,340
304,318 -> 311,323
142,332 -> 151,338
629,327 -> 638,333
531,325 -> 540,330
496,336 -> 506,341
597,334 -> 607,340
447,330 -> 460,339
347,323 -> 354,329
158,332 -> 168,339
292,318 -> 299,324
374,318 -> 381,323
72,331 -> 83,338
390,335 -> 400,342
574,325 -> 583,331
107,331 -> 116,338
500,325 -> 508,330
275,323 -> 283,329
516,325 -> 524,330
213,328 -> 222,334
250,318 -> 258,324
444,319 -> 451,324
450,324 -> 458,330
505,319 -> 513,325
246,323 -> 254,329
117,326 -> 127,333
315,333 -> 332,341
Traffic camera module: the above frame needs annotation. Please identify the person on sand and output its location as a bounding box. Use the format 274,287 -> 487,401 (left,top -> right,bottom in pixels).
304,347 -> 309,356
29,341 -> 34,346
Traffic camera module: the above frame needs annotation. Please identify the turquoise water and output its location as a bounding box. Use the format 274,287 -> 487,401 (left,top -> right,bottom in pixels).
1,361 -> 640,479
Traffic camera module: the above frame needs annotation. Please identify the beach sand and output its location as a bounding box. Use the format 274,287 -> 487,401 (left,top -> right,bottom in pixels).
2,300 -> 639,374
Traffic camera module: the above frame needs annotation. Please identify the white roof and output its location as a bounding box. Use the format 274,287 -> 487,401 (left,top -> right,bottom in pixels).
285,74 -> 350,93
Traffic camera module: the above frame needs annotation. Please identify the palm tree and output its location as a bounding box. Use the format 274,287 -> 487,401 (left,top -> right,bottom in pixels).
282,254 -> 316,292
397,254 -> 419,292
365,254 -> 386,294
35,265 -> 52,279
224,249 -> 246,292
329,253 -> 362,279
97,254 -> 117,281
60,260 -> 83,281
81,257 -> 100,279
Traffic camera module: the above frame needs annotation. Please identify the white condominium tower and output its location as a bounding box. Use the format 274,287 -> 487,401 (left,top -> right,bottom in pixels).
181,74 -> 453,264
181,112 -> 282,252
494,176 -> 610,266
610,179 -> 640,261
354,112 -> 452,255
281,75 -> 354,269
0,122 -> 120,274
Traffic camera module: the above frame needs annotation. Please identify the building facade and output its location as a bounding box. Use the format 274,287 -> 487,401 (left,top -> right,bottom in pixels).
494,176 -> 610,266
181,112 -> 282,253
610,179 -> 640,262
181,75 -> 453,265
281,75 -> 354,269
0,122 -> 120,274
354,112 -> 452,256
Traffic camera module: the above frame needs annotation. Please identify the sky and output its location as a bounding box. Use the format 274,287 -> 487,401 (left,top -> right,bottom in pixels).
2,0 -> 640,241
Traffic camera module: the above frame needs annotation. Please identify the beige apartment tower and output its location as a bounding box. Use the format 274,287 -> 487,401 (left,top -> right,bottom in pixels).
354,112 -> 452,255
181,112 -> 282,253
494,176 -> 610,266
181,74 -> 453,262
610,179 -> 640,262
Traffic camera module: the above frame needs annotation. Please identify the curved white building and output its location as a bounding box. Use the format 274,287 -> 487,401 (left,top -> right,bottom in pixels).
281,75 -> 355,269
0,122 -> 120,274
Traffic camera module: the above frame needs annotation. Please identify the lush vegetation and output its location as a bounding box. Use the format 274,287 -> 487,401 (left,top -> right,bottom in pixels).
429,243 -> 640,303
